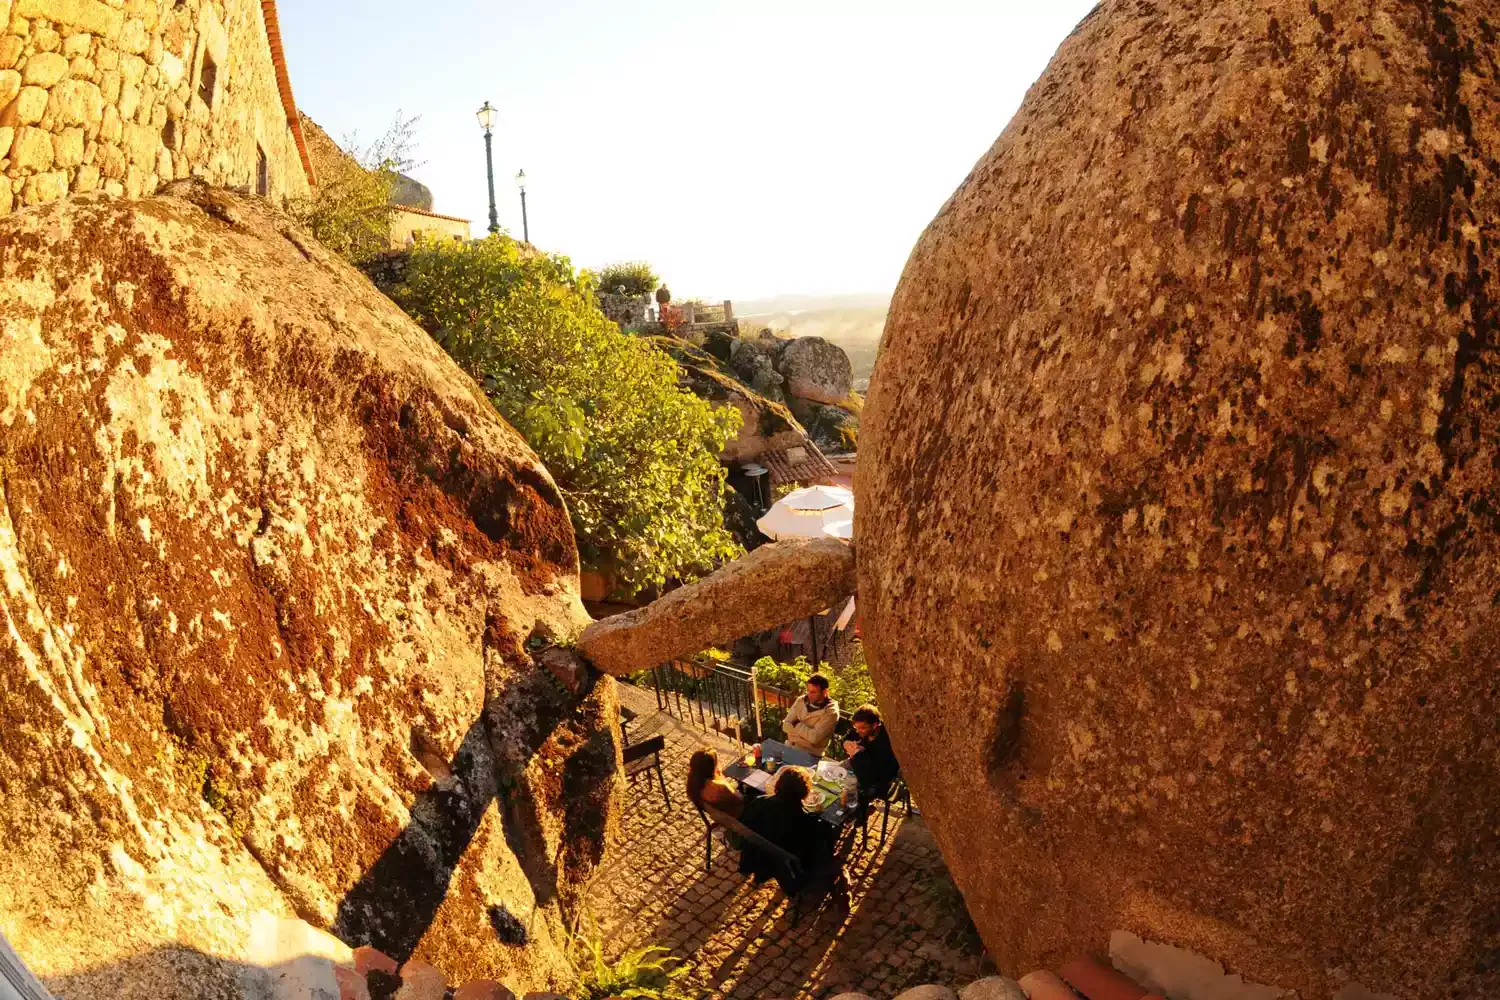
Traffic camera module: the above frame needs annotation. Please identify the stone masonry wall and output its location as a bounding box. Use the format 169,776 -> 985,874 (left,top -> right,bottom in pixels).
0,0 -> 310,215
390,206 -> 470,248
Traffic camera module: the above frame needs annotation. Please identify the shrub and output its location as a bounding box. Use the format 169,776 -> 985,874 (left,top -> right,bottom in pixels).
595,261 -> 659,297
757,701 -> 789,738
292,113 -> 418,265
570,931 -> 692,1000
392,236 -> 742,594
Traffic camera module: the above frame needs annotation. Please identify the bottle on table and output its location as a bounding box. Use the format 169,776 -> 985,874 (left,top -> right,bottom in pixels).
840,773 -> 859,808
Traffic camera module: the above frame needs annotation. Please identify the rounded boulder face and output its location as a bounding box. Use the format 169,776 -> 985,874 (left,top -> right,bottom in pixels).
779,336 -> 854,404
0,183 -> 618,995
857,2 -> 1500,997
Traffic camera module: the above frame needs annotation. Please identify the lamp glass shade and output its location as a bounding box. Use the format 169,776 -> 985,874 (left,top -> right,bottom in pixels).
476,102 -> 496,131
515,169 -> 526,191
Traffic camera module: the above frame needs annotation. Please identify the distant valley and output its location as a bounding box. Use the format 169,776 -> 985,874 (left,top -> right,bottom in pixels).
736,293 -> 889,390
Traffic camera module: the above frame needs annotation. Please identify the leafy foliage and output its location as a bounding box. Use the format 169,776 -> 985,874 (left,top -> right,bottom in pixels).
392,236 -> 743,594
570,932 -> 692,1000
595,261 -> 660,297
754,645 -> 877,712
292,113 -> 419,265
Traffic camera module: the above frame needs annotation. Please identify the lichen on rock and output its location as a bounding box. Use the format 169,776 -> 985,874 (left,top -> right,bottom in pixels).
0,182 -> 621,996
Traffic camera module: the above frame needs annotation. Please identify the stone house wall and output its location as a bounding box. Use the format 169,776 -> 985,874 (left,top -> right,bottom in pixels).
390,205 -> 470,248
597,291 -> 650,329
0,0 -> 313,216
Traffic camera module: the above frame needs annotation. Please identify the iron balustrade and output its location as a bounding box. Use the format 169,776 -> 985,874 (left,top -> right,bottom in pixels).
643,659 -> 798,745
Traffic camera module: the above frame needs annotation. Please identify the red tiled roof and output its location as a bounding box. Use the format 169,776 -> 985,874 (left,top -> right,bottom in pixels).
391,205 -> 472,224
761,441 -> 839,489
260,1 -> 316,187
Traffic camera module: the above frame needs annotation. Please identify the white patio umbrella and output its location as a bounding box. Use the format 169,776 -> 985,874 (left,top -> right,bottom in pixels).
756,485 -> 854,541
756,485 -> 856,664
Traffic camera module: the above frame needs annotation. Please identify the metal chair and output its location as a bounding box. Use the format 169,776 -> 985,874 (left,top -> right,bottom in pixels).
855,770 -> 912,855
622,734 -> 670,809
701,803 -> 828,925
693,799 -> 719,872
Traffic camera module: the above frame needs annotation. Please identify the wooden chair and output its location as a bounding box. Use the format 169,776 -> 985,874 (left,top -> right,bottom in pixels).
622,735 -> 670,809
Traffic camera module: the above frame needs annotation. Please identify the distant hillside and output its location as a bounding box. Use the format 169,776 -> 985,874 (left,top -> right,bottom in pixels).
737,293 -> 889,390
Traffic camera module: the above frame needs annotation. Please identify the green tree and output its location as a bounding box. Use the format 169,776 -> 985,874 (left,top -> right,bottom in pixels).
596,261 -> 659,297
292,114 -> 418,265
393,236 -> 743,594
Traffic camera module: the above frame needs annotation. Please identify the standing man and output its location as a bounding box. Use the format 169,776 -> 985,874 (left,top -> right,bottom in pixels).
782,674 -> 839,758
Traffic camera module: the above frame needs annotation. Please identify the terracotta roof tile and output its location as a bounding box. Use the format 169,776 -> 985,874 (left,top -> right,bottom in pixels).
391,205 -> 472,224
761,441 -> 839,489
260,1 -> 316,187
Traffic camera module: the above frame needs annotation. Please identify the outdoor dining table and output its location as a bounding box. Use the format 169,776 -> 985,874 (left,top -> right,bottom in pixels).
723,738 -> 856,827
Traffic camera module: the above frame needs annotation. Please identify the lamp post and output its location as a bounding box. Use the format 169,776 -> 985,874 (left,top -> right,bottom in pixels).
476,101 -> 499,234
515,169 -> 529,244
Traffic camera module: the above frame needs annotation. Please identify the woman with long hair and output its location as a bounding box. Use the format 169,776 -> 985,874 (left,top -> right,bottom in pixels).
686,748 -> 744,818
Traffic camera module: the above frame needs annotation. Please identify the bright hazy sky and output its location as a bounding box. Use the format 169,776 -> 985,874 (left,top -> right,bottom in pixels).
278,1 -> 1098,302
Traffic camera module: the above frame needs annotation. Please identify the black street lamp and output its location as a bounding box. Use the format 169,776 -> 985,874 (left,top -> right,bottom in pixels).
476,101 -> 499,235
515,169 -> 529,244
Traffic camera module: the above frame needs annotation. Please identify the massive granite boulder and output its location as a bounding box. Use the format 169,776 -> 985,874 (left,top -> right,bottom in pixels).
729,338 -> 788,402
779,336 -> 853,405
0,184 -> 621,998
857,2 -> 1500,997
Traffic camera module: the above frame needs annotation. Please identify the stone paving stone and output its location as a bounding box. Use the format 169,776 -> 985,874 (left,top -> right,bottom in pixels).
581,685 -> 987,999
335,967 -> 372,1000
354,947 -> 400,978
394,960 -> 447,1000
453,982 -> 517,1000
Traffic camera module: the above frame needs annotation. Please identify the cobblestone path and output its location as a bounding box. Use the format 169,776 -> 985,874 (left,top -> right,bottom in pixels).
579,684 -> 988,999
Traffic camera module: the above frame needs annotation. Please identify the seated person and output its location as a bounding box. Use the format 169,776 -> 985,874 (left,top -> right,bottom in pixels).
781,673 -> 840,758
841,704 -> 900,802
686,748 -> 744,819
739,766 -> 834,889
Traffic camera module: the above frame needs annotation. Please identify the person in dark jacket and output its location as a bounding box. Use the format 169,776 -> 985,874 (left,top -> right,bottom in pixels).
738,767 -> 832,890
841,704 -> 899,801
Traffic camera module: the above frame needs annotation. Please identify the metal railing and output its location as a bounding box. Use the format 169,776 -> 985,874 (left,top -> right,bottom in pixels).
643,659 -> 797,745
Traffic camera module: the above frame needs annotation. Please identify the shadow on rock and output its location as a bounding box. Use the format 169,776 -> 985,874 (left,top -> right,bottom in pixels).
333,717 -> 498,962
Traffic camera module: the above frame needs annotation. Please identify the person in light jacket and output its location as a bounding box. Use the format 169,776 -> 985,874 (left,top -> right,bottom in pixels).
782,674 -> 839,758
